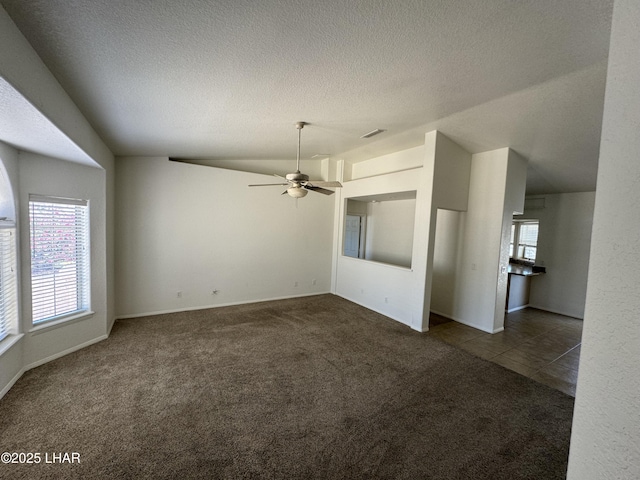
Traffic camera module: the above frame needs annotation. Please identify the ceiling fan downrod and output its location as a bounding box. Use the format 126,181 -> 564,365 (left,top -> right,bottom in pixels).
295,121 -> 306,173
246,120 -> 342,197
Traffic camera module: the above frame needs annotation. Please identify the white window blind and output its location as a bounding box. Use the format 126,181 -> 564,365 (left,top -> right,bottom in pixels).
511,220 -> 539,261
29,196 -> 90,324
509,223 -> 516,257
0,225 -> 18,341
518,222 -> 539,260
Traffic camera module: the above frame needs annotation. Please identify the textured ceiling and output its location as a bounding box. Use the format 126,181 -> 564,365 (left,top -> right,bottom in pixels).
0,0 -> 613,193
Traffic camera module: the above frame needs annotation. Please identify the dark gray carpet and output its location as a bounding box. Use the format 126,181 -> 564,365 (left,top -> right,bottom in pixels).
0,294 -> 573,479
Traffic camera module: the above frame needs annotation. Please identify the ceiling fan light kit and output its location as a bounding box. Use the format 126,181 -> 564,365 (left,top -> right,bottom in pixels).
286,186 -> 308,198
248,122 -> 342,198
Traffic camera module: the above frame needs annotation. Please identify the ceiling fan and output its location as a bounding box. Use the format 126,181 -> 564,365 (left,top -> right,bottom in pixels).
248,122 -> 342,198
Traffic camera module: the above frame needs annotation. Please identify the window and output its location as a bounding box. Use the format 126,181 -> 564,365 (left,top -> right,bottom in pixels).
509,223 -> 515,257
0,224 -> 18,341
29,196 -> 90,324
510,220 -> 539,262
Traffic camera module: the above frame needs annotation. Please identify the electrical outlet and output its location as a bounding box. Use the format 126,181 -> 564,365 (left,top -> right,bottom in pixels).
294,281 -> 298,287
177,291 -> 182,298
384,297 -> 388,303
312,279 -> 317,286
471,263 -> 477,271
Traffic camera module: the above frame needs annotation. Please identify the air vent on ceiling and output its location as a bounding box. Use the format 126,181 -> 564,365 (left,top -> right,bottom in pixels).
360,128 -> 386,139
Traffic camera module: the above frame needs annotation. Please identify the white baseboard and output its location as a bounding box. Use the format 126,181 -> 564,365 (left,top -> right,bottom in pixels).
527,304 -> 584,320
1,333 -> 108,401
24,334 -> 108,372
334,293 -> 417,331
107,316 -> 117,335
115,291 -> 332,320
429,309 -> 455,321
0,367 -> 25,400
506,304 -> 529,313
428,309 -> 498,334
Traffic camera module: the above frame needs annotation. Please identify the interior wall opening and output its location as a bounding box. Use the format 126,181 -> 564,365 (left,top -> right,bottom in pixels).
342,191 -> 416,269
429,208 -> 463,326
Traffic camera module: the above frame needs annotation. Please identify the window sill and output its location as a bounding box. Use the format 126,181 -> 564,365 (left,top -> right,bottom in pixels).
341,255 -> 413,271
0,333 -> 24,356
29,311 -> 95,336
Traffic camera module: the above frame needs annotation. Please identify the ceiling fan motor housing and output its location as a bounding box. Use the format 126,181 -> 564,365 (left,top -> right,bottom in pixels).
286,171 -> 309,184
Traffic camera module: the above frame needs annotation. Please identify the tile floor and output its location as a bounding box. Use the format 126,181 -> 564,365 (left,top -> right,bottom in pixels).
428,308 -> 583,396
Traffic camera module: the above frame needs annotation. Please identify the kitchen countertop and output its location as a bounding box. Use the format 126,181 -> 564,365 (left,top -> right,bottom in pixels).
507,263 -> 545,276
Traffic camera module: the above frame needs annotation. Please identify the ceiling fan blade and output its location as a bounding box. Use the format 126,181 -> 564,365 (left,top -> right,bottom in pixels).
304,185 -> 335,196
306,181 -> 342,188
248,183 -> 289,187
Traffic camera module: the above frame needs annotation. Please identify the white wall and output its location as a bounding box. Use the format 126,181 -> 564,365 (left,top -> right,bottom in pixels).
348,146 -> 424,181
19,153 -> 108,367
334,165 -> 426,330
0,141 -> 22,398
0,144 -> 17,220
115,157 -> 335,317
364,199 -> 415,268
442,148 -> 527,333
568,0 -> 640,477
0,6 -> 114,399
439,150 -> 506,331
421,132 -> 472,327
1,146 -> 110,398
431,209 -> 463,316
494,150 -> 528,330
522,192 -> 595,319
334,133 -> 473,332
432,133 -> 473,211
346,199 -> 368,216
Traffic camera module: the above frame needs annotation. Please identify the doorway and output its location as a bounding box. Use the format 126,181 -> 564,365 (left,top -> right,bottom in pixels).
344,214 -> 364,258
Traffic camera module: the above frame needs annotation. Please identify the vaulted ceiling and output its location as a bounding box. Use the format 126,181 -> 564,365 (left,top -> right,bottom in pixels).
0,0 -> 613,194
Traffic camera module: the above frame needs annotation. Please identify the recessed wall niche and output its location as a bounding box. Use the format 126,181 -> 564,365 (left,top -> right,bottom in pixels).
343,191 -> 416,269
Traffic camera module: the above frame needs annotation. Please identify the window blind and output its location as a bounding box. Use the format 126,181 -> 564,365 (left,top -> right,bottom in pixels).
29,196 -> 90,324
519,222 -> 539,247
0,226 -> 17,341
517,221 -> 539,261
